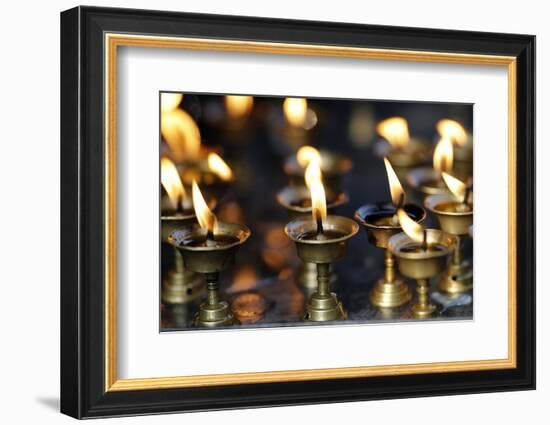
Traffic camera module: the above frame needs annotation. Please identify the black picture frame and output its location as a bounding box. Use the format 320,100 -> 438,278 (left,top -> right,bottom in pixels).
60,5 -> 535,419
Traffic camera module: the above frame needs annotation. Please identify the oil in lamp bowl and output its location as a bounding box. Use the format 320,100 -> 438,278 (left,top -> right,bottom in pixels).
354,202 -> 426,249
388,230 -> 456,280
284,215 -> 359,264
424,194 -> 473,236
168,223 -> 251,274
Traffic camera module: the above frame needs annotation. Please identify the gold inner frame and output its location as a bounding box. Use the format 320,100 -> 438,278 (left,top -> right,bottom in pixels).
104,33 -> 517,392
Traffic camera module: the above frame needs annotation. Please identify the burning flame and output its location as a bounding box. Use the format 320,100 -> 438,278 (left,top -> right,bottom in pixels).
160,93 -> 183,113
377,117 -> 410,148
283,97 -> 308,127
437,119 -> 468,147
296,145 -> 322,169
208,153 -> 233,181
192,180 -> 218,234
442,172 -> 468,200
304,159 -> 323,189
225,95 -> 254,118
397,209 -> 425,245
383,157 -> 405,206
433,137 -> 454,173
310,179 -> 327,226
160,157 -> 187,210
161,108 -> 201,163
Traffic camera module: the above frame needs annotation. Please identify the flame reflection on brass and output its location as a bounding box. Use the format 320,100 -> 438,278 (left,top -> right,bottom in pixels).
161,108 -> 201,162
160,157 -> 187,210
383,157 -> 405,206
437,119 -> 468,147
207,152 -> 233,181
225,95 -> 254,119
433,137 -> 454,173
192,180 -> 218,233
377,117 -> 410,148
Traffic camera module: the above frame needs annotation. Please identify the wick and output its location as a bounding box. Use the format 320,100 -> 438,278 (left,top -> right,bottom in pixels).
421,229 -> 428,251
206,229 -> 214,241
314,208 -> 324,235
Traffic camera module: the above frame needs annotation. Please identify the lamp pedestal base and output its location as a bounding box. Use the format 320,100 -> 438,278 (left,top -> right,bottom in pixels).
370,278 -> 411,308
302,263 -> 347,322
194,273 -> 239,327
412,278 -> 438,318
162,250 -> 205,304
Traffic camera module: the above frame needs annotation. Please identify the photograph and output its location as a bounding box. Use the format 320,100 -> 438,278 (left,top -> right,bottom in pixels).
159,92 -> 474,330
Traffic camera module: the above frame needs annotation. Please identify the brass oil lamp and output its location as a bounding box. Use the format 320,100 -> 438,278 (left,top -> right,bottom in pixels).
436,119 -> 473,179
160,158 -> 210,304
388,209 -> 456,318
168,181 -> 251,327
283,145 -> 353,193
354,158 -> 426,308
374,117 -> 431,183
285,162 -> 359,321
277,157 -> 349,289
425,172 -> 473,295
407,136 -> 455,198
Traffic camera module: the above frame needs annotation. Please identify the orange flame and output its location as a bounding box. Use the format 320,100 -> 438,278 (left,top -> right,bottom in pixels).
192,180 -> 218,234
308,164 -> 327,225
437,119 -> 468,147
160,93 -> 183,113
283,97 -> 308,127
296,145 -> 322,169
397,209 -> 425,245
433,137 -> 454,173
225,95 -> 254,119
160,157 -> 187,210
304,159 -> 323,189
377,117 -> 410,148
383,157 -> 405,206
442,172 -> 468,200
207,153 -> 233,181
161,108 -> 201,162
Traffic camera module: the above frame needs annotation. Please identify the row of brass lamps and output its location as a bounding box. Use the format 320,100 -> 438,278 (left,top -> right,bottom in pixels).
160,91 -> 474,326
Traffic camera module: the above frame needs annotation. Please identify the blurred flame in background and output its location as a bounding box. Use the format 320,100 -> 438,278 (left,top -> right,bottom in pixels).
437,119 -> 468,147
433,137 -> 454,173
161,93 -> 201,162
207,152 -> 233,181
376,116 -> 410,148
225,95 -> 254,119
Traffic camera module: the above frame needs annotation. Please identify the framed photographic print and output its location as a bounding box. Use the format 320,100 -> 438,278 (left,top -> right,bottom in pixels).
60,6 -> 535,419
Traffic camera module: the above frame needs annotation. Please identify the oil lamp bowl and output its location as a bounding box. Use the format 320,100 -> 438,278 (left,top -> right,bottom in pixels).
285,215 -> 359,264
160,197 -> 217,241
283,150 -> 353,180
168,223 -> 251,274
276,185 -> 348,221
406,167 -> 449,196
354,202 -> 426,249
373,138 -> 431,167
425,194 -> 473,236
388,230 -> 456,280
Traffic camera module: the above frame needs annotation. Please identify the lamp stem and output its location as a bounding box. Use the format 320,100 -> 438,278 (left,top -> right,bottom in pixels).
453,235 -> 462,266
417,278 -> 430,310
205,272 -> 220,306
384,249 -> 395,283
173,247 -> 185,273
316,263 -> 331,296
